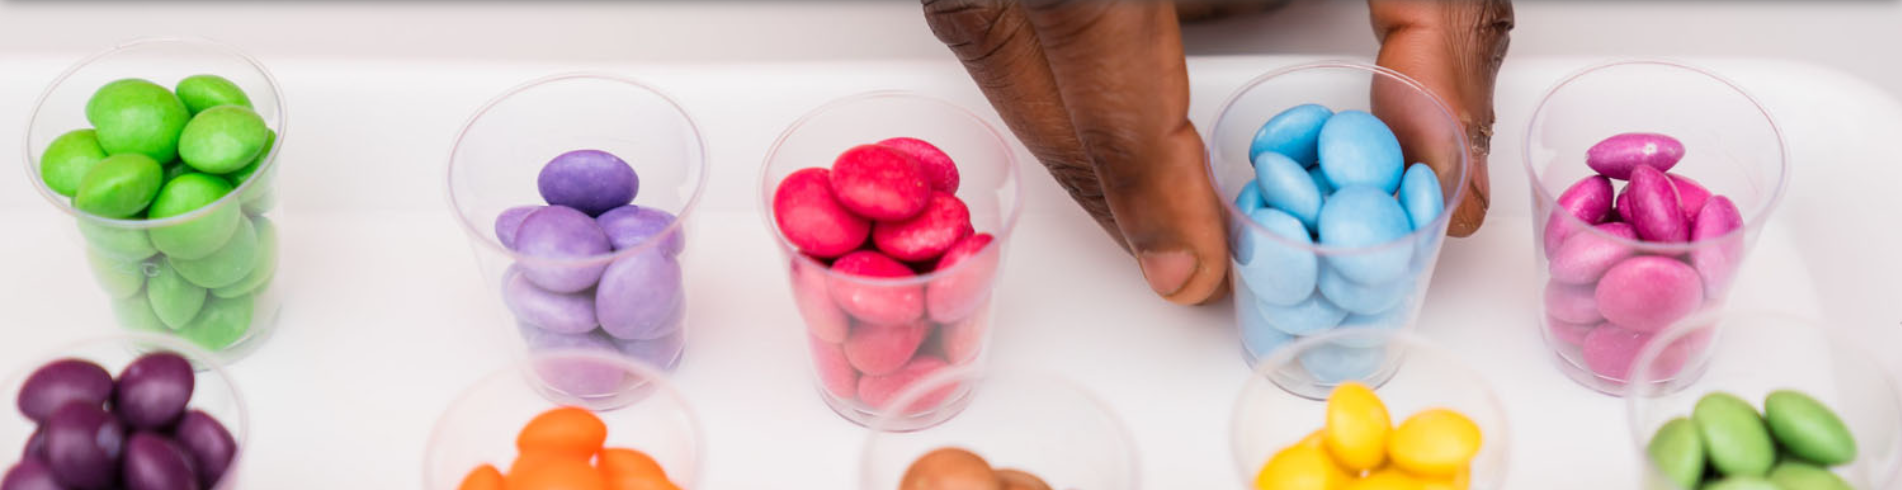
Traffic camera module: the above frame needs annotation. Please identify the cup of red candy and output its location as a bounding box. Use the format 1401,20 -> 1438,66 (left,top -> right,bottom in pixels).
761,93 -> 1021,429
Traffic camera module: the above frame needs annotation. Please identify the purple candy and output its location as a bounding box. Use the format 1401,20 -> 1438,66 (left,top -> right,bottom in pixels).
1549,222 -> 1639,284
1691,196 -> 1744,297
1625,166 -> 1690,243
502,269 -> 598,334
595,250 -> 684,341
1596,256 -> 1704,333
115,353 -> 195,430
16,359 -> 113,423
2,459 -> 63,490
493,205 -> 543,250
22,428 -> 46,460
514,206 -> 612,293
1546,316 -> 1597,347
1669,174 -> 1710,222
1542,176 -> 1614,255
596,205 -> 683,257
171,410 -> 235,486
521,326 -> 627,397
122,433 -> 198,490
43,403 -> 125,489
614,329 -> 685,371
1544,278 -> 1603,325
1587,132 -> 1684,180
538,149 -> 638,217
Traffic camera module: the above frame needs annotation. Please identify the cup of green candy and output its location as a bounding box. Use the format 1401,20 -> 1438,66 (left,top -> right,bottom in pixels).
24,37 -> 286,362
1627,312 -> 1902,489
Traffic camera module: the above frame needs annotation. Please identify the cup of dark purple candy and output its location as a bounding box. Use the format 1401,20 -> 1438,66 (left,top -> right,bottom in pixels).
1,333 -> 246,490
447,74 -> 706,381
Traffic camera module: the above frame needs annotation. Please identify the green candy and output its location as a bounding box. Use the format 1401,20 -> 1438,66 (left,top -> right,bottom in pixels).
146,261 -> 206,330
40,129 -> 109,197
73,154 -> 163,218
1765,390 -> 1857,465
78,220 -> 156,260
179,294 -> 253,351
242,189 -> 276,216
169,217 -> 258,289
112,295 -> 167,333
1696,392 -> 1777,477
225,129 -> 276,188
1704,476 -> 1782,490
1648,417 -> 1705,489
147,173 -> 241,260
213,216 -> 277,298
85,79 -> 189,162
178,106 -> 268,174
163,159 -> 191,183
174,74 -> 252,114
86,250 -> 147,299
1768,461 -> 1854,490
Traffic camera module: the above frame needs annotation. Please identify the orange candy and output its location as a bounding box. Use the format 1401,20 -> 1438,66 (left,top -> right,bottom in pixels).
457,407 -> 680,490
458,464 -> 505,490
518,407 -> 609,460
506,455 -> 608,490
598,448 -> 678,490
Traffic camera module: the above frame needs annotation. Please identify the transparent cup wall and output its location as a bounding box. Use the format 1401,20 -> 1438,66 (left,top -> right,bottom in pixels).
1208,62 -> 1469,368
24,38 -> 287,363
448,74 -> 706,372
1626,313 -> 1902,489
760,93 -> 1021,429
1523,60 -> 1788,395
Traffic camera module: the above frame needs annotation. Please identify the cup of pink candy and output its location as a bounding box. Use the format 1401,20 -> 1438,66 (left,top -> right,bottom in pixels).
449,74 -> 706,382
761,93 -> 1021,429
1524,60 -> 1789,395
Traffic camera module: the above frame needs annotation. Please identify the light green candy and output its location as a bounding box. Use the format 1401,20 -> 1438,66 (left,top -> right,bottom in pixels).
1648,417 -> 1705,489
169,217 -> 257,289
86,250 -> 146,299
146,261 -> 206,330
78,220 -> 156,260
85,79 -> 189,163
1696,392 -> 1777,477
174,74 -> 252,114
179,294 -> 253,351
1768,461 -> 1854,490
224,129 -> 276,188
147,173 -> 241,260
1766,390 -> 1857,465
112,295 -> 167,333
178,106 -> 268,174
242,189 -> 276,216
1704,476 -> 1782,490
40,129 -> 109,197
213,216 -> 276,298
162,159 -> 191,183
73,154 -> 163,218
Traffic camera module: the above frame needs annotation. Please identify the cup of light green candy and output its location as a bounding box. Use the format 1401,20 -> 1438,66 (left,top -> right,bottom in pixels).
24,37 -> 285,362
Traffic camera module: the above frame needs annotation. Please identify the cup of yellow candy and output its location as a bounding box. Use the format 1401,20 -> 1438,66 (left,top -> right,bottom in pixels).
1232,329 -> 1509,489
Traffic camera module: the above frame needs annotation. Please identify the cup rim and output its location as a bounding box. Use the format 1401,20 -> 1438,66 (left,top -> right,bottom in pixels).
758,91 -> 1025,287
444,72 -> 710,268
3,331 -> 251,489
1206,60 -> 1472,256
1522,58 -> 1791,253
22,35 -> 289,230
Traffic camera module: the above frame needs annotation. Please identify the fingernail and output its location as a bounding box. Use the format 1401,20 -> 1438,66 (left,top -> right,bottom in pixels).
1138,249 -> 1198,298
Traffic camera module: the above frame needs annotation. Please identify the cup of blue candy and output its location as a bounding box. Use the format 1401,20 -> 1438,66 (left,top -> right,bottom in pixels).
1207,61 -> 1471,369
448,73 -> 707,371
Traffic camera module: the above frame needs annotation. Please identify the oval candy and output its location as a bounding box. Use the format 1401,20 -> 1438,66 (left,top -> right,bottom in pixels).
1587,132 -> 1685,180
1625,165 -> 1690,243
1764,390 -> 1856,466
1254,151 -> 1324,229
1317,111 -> 1405,193
1251,103 -> 1333,168
1318,187 -> 1412,285
1695,392 -> 1777,478
1548,222 -> 1639,285
1595,256 -> 1704,333
1235,207 -> 1319,307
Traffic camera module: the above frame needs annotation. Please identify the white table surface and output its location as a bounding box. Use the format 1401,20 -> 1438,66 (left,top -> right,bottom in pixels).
1,54 -> 1899,489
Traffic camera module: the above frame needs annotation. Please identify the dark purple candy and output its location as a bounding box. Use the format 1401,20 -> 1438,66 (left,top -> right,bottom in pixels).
1,458 -> 63,490
594,250 -> 684,341
596,205 -> 682,257
171,410 -> 235,485
514,206 -> 612,294
538,149 -> 638,217
43,403 -> 124,489
114,353 -> 194,430
122,433 -> 198,490
17,359 -> 114,423
493,205 -> 544,250
22,428 -> 45,460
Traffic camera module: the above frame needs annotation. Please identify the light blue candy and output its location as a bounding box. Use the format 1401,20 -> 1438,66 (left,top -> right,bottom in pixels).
1336,305 -> 1410,348
1318,187 -> 1413,284
1237,288 -> 1295,361
1308,165 -> 1333,197
1301,342 -> 1388,384
1252,152 -> 1322,228
1250,103 -> 1332,168
1398,163 -> 1445,230
1318,110 -> 1404,193
1234,179 -> 1266,215
1257,293 -> 1348,336
1317,265 -> 1413,315
1234,208 -> 1317,306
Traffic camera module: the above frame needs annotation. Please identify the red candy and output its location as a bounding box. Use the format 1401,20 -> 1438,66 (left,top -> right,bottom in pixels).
926,233 -> 997,323
828,251 -> 925,325
774,168 -> 870,258
857,355 -> 952,411
830,145 -> 931,221
809,336 -> 859,400
873,192 -> 974,262
791,259 -> 850,343
877,137 -> 960,193
940,305 -> 989,365
843,320 -> 930,376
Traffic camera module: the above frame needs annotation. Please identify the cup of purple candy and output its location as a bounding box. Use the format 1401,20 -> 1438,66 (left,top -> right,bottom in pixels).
1523,60 -> 1789,395
448,73 -> 706,374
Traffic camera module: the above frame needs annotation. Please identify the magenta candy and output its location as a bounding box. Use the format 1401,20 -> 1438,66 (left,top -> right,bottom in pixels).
843,320 -> 929,376
122,432 -> 199,490
925,233 -> 997,323
1542,176 -> 1615,254
1668,174 -> 1710,222
1595,256 -> 1704,333
791,260 -> 850,343
829,145 -> 931,221
872,191 -> 973,262
877,137 -> 960,193
1544,279 -> 1604,324
773,167 -> 871,258
828,251 -> 924,326
171,410 -> 235,486
1587,132 -> 1685,180
1582,325 -> 1650,380
1691,196 -> 1745,297
1547,316 -> 1597,347
1624,166 -> 1690,243
16,359 -> 113,424
2,459 -> 62,490
940,306 -> 989,364
857,355 -> 951,411
115,353 -> 195,430
1615,189 -> 1634,224
809,336 -> 858,400
1549,222 -> 1639,284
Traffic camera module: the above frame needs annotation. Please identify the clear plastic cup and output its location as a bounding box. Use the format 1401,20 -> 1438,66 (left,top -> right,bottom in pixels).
1232,329 -> 1509,489
0,333 -> 250,488
1524,60 -> 1790,395
24,37 -> 288,363
422,349 -> 702,489
1627,312 -> 1902,489
759,92 -> 1022,428
858,367 -> 1137,490
1208,61 -> 1471,369
447,73 -> 707,371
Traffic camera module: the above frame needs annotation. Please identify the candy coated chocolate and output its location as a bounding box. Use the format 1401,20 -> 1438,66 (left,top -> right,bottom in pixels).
873,191 -> 973,262
843,320 -> 929,376
1691,196 -> 1744,298
773,168 -> 870,258
596,205 -> 683,257
493,205 -> 543,250
1252,103 -> 1333,167
877,137 -> 959,193
503,269 -> 598,334
1587,132 -> 1684,180
538,149 -> 637,217
925,233 -> 997,324
1596,256 -> 1704,333
1543,278 -> 1603,325
595,250 -> 684,340
858,355 -> 951,411
1317,111 -> 1404,193
1548,222 -> 1638,285
1253,151 -> 1323,229
1625,166 -> 1689,242
1318,187 -> 1412,284
1234,208 -> 1317,307
828,251 -> 924,326
830,145 -> 930,221
1258,293 -> 1348,336
514,206 -> 612,293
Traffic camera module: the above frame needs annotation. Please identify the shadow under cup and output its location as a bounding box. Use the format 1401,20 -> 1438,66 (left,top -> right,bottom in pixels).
1207,61 -> 1470,370
448,74 -> 707,371
759,93 -> 1021,429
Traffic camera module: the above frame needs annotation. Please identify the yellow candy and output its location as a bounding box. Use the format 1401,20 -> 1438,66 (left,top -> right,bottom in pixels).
1418,468 -> 1469,490
1345,468 -> 1425,490
1256,443 -> 1350,490
1325,382 -> 1392,471
1388,408 -> 1482,477
1298,430 -> 1326,449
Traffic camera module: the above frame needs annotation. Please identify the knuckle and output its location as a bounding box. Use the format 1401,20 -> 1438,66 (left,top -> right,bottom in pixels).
922,0 -> 1011,50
